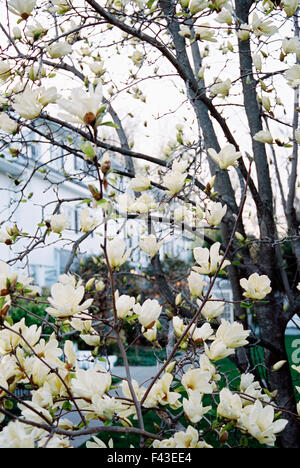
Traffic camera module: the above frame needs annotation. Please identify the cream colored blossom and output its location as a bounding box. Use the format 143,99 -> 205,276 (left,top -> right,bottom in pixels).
0,113 -> 18,134
71,364 -> 111,401
215,319 -> 250,348
116,293 -> 135,319
0,62 -> 11,81
190,323 -> 214,344
283,0 -> 299,17
58,83 -> 103,126
46,282 -> 93,319
188,271 -> 206,297
253,130 -> 273,144
188,0 -> 208,15
193,242 -> 230,275
0,421 -> 35,448
237,23 -> 251,41
133,299 -> 161,329
285,64 -> 300,87
79,209 -> 98,232
46,41 -> 72,59
252,12 -> 278,37
50,212 -> 69,234
8,0 -> 36,19
197,297 -> 224,321
217,388 -> 243,420
106,238 -> 131,269
208,144 -> 241,169
204,339 -> 235,361
240,273 -> 272,300
139,235 -> 163,257
13,88 -> 43,120
239,400 -> 288,446
163,170 -> 187,195
182,368 -> 213,395
183,391 -> 211,423
210,79 -> 231,98
194,24 -> 217,42
205,201 -> 227,226
128,176 -> 151,192
86,436 -> 113,448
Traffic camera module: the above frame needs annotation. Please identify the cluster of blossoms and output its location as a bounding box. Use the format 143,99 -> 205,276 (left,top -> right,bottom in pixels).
0,0 -> 298,451
0,247 -> 289,449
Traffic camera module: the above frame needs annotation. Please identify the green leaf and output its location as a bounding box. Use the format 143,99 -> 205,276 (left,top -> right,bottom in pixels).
99,121 -> 120,129
147,0 -> 156,8
62,401 -> 73,412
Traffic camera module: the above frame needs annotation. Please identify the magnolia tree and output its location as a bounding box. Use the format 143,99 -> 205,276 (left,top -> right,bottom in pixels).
0,0 -> 299,449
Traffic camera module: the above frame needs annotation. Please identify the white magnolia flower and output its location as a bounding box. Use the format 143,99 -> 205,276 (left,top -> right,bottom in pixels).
172,316 -> 187,337
128,176 -> 151,192
285,64 -> 300,87
283,0 -> 299,17
198,296 -> 225,321
79,209 -> 98,232
50,212 -> 69,234
80,334 -> 100,347
239,400 -> 288,446
131,193 -> 157,213
130,50 -> 143,66
282,37 -> 300,58
8,0 -> 36,19
133,298 -> 162,329
13,88 -> 43,120
190,322 -> 214,344
50,0 -> 71,14
204,339 -> 235,361
188,271 -> 206,297
71,364 -> 111,401
188,0 -> 208,15
86,436 -> 113,449
193,242 -> 230,275
89,61 -> 105,76
116,294 -> 135,319
38,87 -> 59,106
163,170 -> 187,195
46,282 -> 93,319
183,391 -> 211,423
0,62 -> 11,81
240,273 -> 272,300
237,23 -> 251,41
143,323 -> 157,342
205,201 -> 227,226
106,238 -> 131,269
46,41 -> 72,59
58,83 -> 103,126
215,319 -> 250,348
217,388 -> 243,420
182,368 -> 213,395
26,21 -> 47,39
210,79 -> 231,98
252,12 -> 278,37
0,113 -> 18,134
0,421 -> 35,448
13,27 -> 22,39
216,7 -> 233,25
178,25 -> 192,38
194,23 -> 217,42
253,53 -> 262,71
253,130 -> 273,144
272,360 -> 287,371
146,373 -> 181,410
208,144 -> 241,169
139,235 -> 163,257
